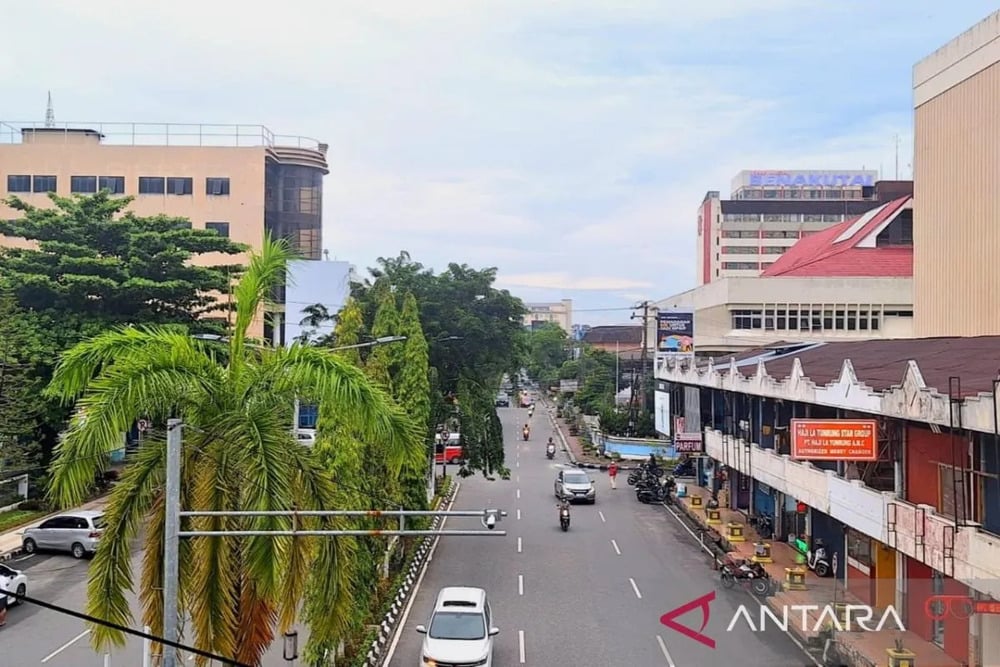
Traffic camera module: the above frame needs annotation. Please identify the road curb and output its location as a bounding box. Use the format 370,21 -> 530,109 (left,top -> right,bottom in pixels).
362,479 -> 460,667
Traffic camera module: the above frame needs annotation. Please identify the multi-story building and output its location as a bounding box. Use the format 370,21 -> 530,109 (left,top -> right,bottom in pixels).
662,195 -> 915,354
696,173 -> 913,284
913,9 -> 1000,337
523,299 -> 572,332
0,120 -> 329,338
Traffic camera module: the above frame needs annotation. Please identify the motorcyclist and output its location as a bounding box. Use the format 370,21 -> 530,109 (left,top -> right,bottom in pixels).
523,424 -> 530,439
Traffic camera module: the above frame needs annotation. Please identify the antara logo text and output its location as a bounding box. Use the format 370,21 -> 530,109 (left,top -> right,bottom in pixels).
660,592 -> 905,649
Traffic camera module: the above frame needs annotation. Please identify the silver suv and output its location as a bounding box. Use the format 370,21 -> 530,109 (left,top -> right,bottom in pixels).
21,510 -> 106,559
416,586 -> 498,666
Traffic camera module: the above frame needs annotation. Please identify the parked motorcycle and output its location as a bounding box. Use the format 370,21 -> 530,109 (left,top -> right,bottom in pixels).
749,513 -> 774,540
720,558 -> 771,595
558,503 -> 571,531
546,443 -> 556,459
636,475 -> 675,505
806,539 -> 833,577
628,460 -> 662,486
672,458 -> 696,477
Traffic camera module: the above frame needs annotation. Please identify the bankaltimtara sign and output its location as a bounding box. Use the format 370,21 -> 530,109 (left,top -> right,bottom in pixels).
749,172 -> 875,187
789,419 -> 878,461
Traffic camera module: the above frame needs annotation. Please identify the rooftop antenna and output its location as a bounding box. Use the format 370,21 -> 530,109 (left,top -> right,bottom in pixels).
894,134 -> 900,180
44,91 -> 55,127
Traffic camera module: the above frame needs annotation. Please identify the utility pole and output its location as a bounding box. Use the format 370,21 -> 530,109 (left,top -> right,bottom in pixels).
628,301 -> 656,436
163,419 -> 182,667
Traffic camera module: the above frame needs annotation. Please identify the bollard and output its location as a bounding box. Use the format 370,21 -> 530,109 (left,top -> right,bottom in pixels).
783,567 -> 807,591
726,522 -> 745,542
751,541 -> 773,563
705,508 -> 722,525
886,646 -> 916,667
690,495 -> 703,508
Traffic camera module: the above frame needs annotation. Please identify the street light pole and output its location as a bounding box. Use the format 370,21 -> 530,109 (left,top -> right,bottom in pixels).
163,419 -> 182,667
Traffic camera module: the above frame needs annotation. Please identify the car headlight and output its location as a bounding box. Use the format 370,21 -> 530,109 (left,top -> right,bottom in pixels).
422,657 -> 436,666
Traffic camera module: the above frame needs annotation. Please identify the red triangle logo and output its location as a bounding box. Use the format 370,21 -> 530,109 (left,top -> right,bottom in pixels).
660,591 -> 716,649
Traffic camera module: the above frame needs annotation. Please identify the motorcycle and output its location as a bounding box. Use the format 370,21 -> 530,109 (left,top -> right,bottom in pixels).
806,540 -> 833,577
749,513 -> 774,540
636,476 -> 675,505
546,443 -> 556,459
558,504 -> 571,531
720,558 -> 772,595
522,428 -> 530,441
672,459 -> 696,477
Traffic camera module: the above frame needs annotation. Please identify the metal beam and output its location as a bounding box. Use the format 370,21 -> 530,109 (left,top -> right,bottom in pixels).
177,530 -> 506,537
179,509 -> 507,518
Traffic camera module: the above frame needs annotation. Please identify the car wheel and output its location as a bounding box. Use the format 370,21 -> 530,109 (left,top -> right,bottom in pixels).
14,583 -> 26,606
71,542 -> 86,559
22,538 -> 36,554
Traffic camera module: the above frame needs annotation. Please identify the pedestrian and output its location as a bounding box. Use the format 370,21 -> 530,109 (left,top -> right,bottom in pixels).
608,461 -> 618,489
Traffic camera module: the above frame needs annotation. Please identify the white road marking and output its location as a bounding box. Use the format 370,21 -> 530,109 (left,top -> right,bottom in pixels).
42,630 -> 91,663
516,474 -> 520,483
516,488 -> 520,499
517,536 -> 522,553
383,483 -> 462,663
611,539 -> 621,555
598,510 -> 606,523
516,509 -> 521,520
518,574 -> 524,595
629,577 -> 642,599
518,630 -> 526,663
656,635 -> 677,667
516,460 -> 519,468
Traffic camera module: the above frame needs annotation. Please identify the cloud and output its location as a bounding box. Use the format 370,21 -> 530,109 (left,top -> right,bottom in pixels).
497,272 -> 653,291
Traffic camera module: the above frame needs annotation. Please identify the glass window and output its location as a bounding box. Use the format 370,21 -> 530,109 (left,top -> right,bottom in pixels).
722,230 -> 757,238
846,528 -> 872,567
563,472 -> 590,485
206,177 -> 231,196
761,246 -> 787,254
138,177 -> 166,194
6,175 -> 31,192
429,612 -> 486,640
32,175 -> 57,193
99,176 -> 126,194
71,176 -> 98,194
721,246 -> 758,255
205,222 -> 230,238
92,515 -> 107,530
722,262 -> 760,270
167,177 -> 193,195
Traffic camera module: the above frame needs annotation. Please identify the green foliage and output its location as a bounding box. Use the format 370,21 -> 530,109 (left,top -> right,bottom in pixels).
525,322 -> 568,389
0,289 -> 42,477
569,346 -> 618,415
598,406 -> 657,438
396,292 -> 433,514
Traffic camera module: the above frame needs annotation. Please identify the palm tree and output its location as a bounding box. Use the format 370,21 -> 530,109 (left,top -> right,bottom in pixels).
45,236 -> 423,665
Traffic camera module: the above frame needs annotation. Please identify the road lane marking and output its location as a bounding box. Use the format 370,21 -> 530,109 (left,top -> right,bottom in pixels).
516,509 -> 521,520
517,537 -> 522,553
518,574 -> 524,595
516,460 -> 519,468
383,482 -> 461,663
518,630 -> 526,663
629,577 -> 642,599
611,539 -> 621,555
516,488 -> 520,499
656,635 -> 677,667
42,629 -> 91,663
598,511 -> 606,523
516,474 -> 520,483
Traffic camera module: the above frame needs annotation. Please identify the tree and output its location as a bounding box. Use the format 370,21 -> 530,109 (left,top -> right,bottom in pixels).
395,292 -> 432,513
44,236 -> 423,665
0,289 -> 42,481
365,284 -> 401,390
526,322 -> 569,389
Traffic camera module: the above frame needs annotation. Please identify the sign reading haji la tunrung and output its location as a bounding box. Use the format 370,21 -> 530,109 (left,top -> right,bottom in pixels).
656,309 -> 694,362
790,419 -> 878,462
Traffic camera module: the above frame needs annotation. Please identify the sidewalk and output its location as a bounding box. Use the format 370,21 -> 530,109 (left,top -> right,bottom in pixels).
675,484 -> 961,667
541,399 -> 639,470
0,497 -> 109,561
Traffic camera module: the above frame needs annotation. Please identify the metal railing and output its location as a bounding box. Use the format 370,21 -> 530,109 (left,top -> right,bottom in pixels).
0,121 -> 323,151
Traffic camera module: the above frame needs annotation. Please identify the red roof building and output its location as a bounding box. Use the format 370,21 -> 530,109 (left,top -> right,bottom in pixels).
762,196 -> 913,278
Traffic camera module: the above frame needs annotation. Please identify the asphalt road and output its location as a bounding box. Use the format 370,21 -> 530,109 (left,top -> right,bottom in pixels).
386,405 -> 812,667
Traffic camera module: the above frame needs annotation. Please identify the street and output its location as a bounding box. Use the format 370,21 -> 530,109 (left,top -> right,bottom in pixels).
387,405 -> 812,666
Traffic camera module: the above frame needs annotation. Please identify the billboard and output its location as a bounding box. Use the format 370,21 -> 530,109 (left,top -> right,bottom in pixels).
790,419 -> 878,461
559,380 -> 579,392
654,390 -> 670,437
656,309 -> 694,361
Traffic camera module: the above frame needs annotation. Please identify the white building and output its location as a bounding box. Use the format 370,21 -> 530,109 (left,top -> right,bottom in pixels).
524,299 -> 572,332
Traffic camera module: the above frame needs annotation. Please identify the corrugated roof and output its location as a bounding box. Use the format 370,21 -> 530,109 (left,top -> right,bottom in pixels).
762,196 -> 912,278
583,325 -> 643,345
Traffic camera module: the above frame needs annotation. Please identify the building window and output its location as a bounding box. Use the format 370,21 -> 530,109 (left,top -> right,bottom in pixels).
206,177 -> 230,196
167,177 -> 193,195
721,230 -> 758,238
71,176 -> 98,194
6,175 -> 31,192
803,214 -> 824,222
846,528 -> 872,573
138,177 -> 166,194
721,262 -> 760,270
761,246 -> 787,254
32,175 -> 57,193
99,176 -> 126,194
721,246 -> 758,255
763,230 -> 799,239
205,222 -> 230,238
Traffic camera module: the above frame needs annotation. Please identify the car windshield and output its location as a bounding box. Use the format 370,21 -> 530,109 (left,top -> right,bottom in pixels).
564,473 -> 589,485
428,611 -> 485,640
92,516 -> 107,530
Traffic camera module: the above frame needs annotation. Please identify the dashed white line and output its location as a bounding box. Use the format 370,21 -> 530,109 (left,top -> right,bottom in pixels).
656,635 -> 677,667
518,630 -> 526,663
611,539 -> 621,555
41,630 -> 91,663
598,510 -> 606,523
517,537 -> 522,553
518,574 -> 524,595
516,509 -> 521,520
516,488 -> 520,499
629,577 -> 643,599
516,460 -> 520,468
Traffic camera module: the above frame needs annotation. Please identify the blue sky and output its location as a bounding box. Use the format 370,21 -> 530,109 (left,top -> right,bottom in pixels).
2,1 -> 997,324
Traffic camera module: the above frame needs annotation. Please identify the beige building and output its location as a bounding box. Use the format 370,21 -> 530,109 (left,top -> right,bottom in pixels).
0,121 -> 329,338
913,10 -> 1000,336
524,299 -> 572,332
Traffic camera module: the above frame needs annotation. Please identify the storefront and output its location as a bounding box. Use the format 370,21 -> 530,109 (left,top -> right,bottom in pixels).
845,528 -> 896,608
779,494 -> 809,546
753,481 -> 777,518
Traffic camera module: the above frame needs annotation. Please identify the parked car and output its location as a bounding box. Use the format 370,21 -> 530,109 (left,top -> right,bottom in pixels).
21,510 -> 106,559
295,429 -> 316,447
416,586 -> 498,666
495,393 -> 511,407
554,469 -> 596,504
0,563 -> 27,607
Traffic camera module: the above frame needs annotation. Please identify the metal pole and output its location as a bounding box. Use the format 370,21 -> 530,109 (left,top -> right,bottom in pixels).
104,653 -> 111,667
615,341 -> 620,397
179,509 -> 503,517
293,398 -> 300,432
142,625 -> 152,667
163,419 -> 182,667
177,529 -> 506,537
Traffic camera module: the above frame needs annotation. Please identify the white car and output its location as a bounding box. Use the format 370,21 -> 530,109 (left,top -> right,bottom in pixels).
294,429 -> 316,447
416,586 -> 498,666
0,563 -> 27,607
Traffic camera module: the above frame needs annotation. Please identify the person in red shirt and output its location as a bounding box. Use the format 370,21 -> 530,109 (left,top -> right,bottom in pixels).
608,461 -> 618,489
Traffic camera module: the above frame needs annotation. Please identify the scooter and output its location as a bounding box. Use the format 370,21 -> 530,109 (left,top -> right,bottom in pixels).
806,539 -> 833,577
523,428 -> 530,441
546,443 -> 556,459
558,504 -> 570,531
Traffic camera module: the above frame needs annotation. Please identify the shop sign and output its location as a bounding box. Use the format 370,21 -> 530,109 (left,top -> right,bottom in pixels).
748,171 -> 875,187
674,432 -> 703,453
790,419 -> 878,461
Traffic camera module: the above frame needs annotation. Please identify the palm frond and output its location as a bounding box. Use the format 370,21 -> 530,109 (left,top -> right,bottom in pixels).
233,578 -> 278,667
302,520 -> 359,662
229,235 -> 296,367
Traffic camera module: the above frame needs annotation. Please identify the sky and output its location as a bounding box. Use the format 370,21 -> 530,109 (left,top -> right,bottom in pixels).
2,1 -> 997,325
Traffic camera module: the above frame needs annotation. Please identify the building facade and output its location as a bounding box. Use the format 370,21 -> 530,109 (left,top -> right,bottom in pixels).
696,174 -> 912,285
913,10 -> 1000,337
523,299 -> 572,332
0,121 -> 329,337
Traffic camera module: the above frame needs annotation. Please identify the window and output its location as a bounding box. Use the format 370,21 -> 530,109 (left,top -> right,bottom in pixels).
763,230 -> 799,239
722,230 -> 757,238
731,310 -> 763,329
6,175 -> 31,192
32,175 -> 57,193
99,176 -> 126,194
167,177 -> 193,195
803,214 -> 824,222
761,246 -> 787,255
205,222 -> 230,238
722,246 -> 758,254
722,262 -> 759,270
846,528 -> 872,571
71,176 -> 98,194
206,177 -> 230,196
138,177 -> 166,194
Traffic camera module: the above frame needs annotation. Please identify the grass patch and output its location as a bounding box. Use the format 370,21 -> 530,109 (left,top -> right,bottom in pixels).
0,509 -> 48,533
